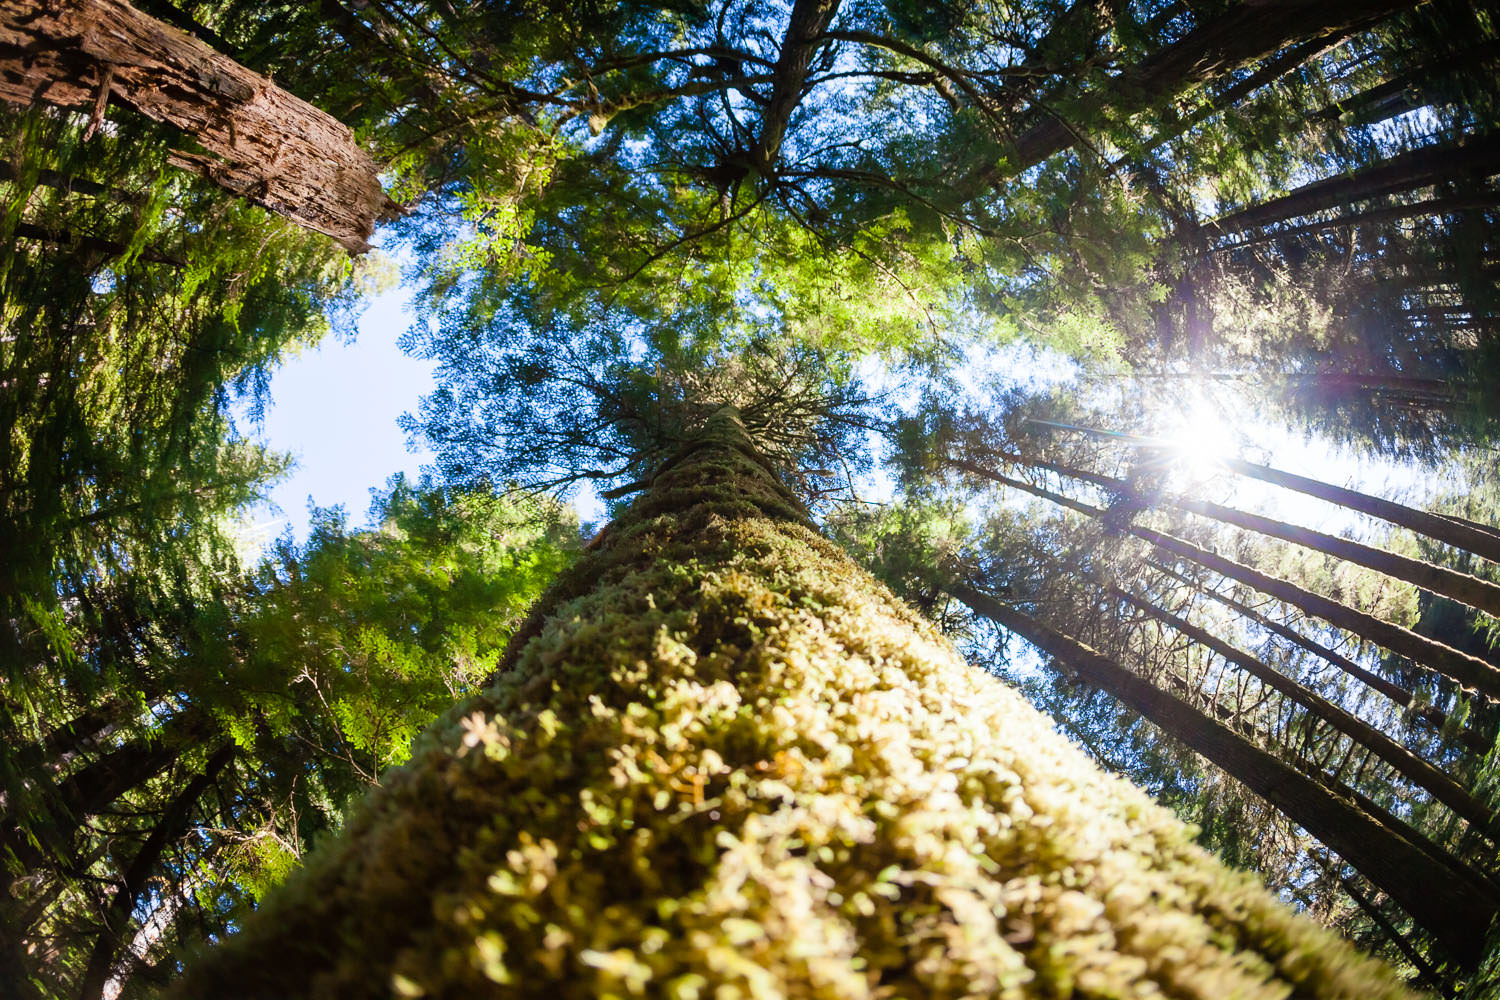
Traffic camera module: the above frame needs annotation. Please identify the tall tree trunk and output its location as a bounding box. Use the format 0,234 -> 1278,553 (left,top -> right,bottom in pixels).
981,0 -> 1417,183
171,410 -> 1414,999
75,744 -> 232,1000
1220,463 -> 1500,565
750,0 -> 841,174
961,450 -> 1500,617
1201,131 -> 1500,238
1111,587 -> 1498,839
0,0 -> 397,252
948,583 -> 1499,966
1147,559 -> 1490,752
954,461 -> 1500,700
1013,420 -> 1500,565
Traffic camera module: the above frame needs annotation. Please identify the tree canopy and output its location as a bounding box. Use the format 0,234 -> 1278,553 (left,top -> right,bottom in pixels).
2,0 -> 1499,995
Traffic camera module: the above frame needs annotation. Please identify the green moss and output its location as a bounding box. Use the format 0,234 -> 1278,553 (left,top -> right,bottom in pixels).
173,410 -> 1413,999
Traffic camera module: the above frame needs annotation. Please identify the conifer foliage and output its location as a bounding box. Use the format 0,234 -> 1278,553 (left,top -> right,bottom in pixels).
0,0 -> 1498,996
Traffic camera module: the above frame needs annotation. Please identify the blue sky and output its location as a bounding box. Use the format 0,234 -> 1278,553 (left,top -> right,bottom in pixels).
238,280 -> 435,548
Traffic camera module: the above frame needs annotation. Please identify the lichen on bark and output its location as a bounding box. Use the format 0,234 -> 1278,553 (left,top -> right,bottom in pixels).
173,408 -> 1413,999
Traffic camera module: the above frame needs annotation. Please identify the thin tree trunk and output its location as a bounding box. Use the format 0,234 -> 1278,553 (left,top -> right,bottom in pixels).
966,449 -> 1500,618
984,0 -> 1417,182
1160,478 -> 1500,618
1112,587 -> 1498,838
954,461 -> 1500,699
1215,195 -> 1500,252
75,744 -> 232,1000
170,409 -> 1417,999
949,582 -> 1498,966
1148,559 -> 1492,753
993,422 -> 1500,564
0,0 -> 397,252
1202,131 -> 1500,238
1328,865 -> 1444,987
750,0 -> 841,174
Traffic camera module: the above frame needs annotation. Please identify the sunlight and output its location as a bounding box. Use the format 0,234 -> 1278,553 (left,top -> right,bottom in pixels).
1160,395 -> 1242,481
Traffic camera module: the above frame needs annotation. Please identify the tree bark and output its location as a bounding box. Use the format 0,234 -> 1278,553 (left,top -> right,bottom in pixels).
170,409 -> 1414,999
0,0 -> 397,252
978,0 -> 1417,184
1147,559 -> 1491,752
1202,131 -> 1500,238
949,583 -> 1498,967
750,0 -> 841,174
1224,457 -> 1500,566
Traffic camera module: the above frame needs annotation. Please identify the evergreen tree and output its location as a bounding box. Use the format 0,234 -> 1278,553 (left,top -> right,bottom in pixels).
172,407 -> 1414,1000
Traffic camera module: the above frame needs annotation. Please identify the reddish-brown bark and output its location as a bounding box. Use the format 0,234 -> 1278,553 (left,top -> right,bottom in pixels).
0,0 -> 398,251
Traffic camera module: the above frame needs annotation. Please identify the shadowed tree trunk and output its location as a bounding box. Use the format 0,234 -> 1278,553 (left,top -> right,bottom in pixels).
76,744 -> 232,1000
956,450 -> 1500,617
948,582 -> 1499,967
968,0 -> 1419,188
952,461 -> 1500,700
1010,421 -> 1500,565
1201,132 -> 1500,239
1110,587 -> 1498,838
750,0 -> 840,175
1222,457 -> 1500,566
1147,559 -> 1491,751
171,409 -> 1414,999
0,0 -> 397,251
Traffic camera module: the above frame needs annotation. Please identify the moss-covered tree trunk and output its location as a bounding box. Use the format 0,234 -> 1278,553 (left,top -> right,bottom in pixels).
174,409 -> 1414,999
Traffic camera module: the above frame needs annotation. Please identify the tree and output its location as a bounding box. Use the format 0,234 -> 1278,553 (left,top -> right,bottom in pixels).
0,0 -> 397,250
1,478 -> 574,999
170,407 -> 1413,998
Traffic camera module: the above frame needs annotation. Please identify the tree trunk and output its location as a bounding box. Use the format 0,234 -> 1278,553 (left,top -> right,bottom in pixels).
750,0 -> 841,174
992,0 -> 1417,179
962,449 -> 1500,618
1112,587 -> 1498,839
170,409 -> 1414,999
955,461 -> 1500,700
0,0 -> 397,252
949,583 -> 1499,967
1202,131 -> 1500,238
1155,477 -> 1500,619
1011,419 -> 1500,565
1218,463 -> 1500,566
76,744 -> 232,1000
1147,559 -> 1491,752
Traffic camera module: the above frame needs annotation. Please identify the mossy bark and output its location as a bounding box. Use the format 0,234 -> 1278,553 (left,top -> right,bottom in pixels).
174,409 -> 1415,999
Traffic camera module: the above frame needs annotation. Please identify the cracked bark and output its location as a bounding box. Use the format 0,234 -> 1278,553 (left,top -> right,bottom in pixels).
0,0 -> 398,252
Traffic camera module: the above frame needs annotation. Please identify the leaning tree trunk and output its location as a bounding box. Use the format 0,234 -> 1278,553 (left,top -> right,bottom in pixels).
173,409 -> 1413,999
956,461 -> 1500,700
1147,559 -> 1491,751
1222,457 -> 1500,566
959,451 -> 1500,618
1006,422 -> 1500,565
1109,587 -> 1498,840
964,0 -> 1418,190
0,0 -> 397,252
76,743 -> 233,1000
1201,131 -> 1500,239
949,583 -> 1499,967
